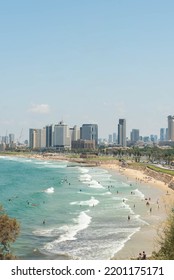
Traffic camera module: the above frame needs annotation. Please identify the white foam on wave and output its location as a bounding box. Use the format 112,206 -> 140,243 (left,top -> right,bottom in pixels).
87,180 -> 104,189
43,211 -> 92,251
134,188 -> 145,199
101,191 -> 112,195
70,196 -> 99,207
110,227 -> 141,257
47,164 -> 67,169
78,167 -> 89,173
79,174 -> 92,182
35,161 -> 51,165
44,187 -> 54,193
121,182 -> 130,187
121,201 -> 135,214
33,227 -> 62,237
0,156 -> 6,159
134,214 -> 149,225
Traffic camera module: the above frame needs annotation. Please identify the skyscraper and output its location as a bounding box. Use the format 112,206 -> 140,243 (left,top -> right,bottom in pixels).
81,124 -> 98,147
168,115 -> 174,141
108,134 -> 112,144
53,121 -> 71,149
130,129 -> 139,142
46,124 -> 54,148
118,119 -> 126,147
113,132 -> 117,143
160,128 -> 166,141
9,133 -> 15,144
29,128 -> 46,149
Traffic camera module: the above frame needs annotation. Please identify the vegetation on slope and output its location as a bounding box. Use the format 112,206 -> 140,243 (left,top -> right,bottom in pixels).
151,211 -> 174,259
0,205 -> 20,260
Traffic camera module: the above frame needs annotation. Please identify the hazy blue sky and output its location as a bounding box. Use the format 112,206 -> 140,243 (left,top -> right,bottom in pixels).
0,0 -> 174,141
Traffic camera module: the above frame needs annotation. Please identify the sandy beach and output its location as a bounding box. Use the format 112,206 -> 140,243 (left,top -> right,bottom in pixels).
2,152 -> 174,259
100,162 -> 174,259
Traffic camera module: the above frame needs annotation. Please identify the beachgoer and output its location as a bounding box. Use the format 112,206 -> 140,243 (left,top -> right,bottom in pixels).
146,201 -> 150,206
43,220 -> 46,225
142,251 -> 146,260
128,215 -> 130,221
137,253 -> 142,260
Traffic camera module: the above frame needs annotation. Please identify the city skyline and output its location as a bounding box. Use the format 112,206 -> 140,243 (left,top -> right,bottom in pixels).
1,1 -> 174,140
0,116 -> 170,146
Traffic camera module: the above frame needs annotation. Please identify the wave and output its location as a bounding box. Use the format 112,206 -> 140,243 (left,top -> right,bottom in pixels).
101,191 -> 112,195
110,227 -> 141,257
43,211 -> 92,252
78,167 -> 89,173
70,196 -> 99,207
87,180 -> 104,189
79,174 -> 92,181
121,182 -> 130,187
44,187 -> 54,193
134,188 -> 145,199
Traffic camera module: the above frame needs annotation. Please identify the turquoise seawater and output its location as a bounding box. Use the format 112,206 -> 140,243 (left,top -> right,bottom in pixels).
0,156 -> 158,260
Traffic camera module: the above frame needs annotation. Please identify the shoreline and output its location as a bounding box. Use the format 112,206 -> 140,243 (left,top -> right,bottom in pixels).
100,162 -> 174,259
1,153 -> 174,259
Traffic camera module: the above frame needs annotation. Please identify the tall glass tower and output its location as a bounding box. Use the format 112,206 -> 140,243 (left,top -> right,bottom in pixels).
118,119 -> 126,147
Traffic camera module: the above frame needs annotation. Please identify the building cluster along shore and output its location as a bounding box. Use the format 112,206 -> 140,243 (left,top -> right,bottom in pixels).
3,151 -> 173,260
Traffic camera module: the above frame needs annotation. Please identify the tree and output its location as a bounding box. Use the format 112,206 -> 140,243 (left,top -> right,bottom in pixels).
152,211 -> 174,260
0,206 -> 20,260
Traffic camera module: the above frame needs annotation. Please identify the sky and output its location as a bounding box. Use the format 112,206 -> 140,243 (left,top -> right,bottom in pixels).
0,0 -> 174,142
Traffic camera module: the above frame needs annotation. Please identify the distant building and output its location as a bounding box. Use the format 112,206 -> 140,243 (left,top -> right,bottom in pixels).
150,134 -> 158,143
108,134 -> 112,144
0,142 -> 6,151
160,128 -> 166,141
166,128 -> 168,140
46,124 -> 54,148
130,129 -> 139,142
113,132 -> 117,143
9,133 -> 15,144
168,115 -> 174,141
53,121 -> 71,149
2,136 -> 9,144
70,125 -> 80,142
143,136 -> 150,142
118,119 -> 126,147
81,124 -> 98,147
72,139 -> 95,150
29,128 -> 46,149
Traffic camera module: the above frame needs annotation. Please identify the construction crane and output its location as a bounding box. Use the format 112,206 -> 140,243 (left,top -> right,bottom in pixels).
16,128 -> 23,145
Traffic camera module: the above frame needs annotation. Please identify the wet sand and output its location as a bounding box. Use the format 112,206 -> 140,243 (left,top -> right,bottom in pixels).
100,163 -> 174,259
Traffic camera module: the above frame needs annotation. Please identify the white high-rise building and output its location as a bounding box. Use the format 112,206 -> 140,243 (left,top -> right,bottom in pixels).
53,121 -> 71,149
70,125 -> 80,142
29,128 -> 46,149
